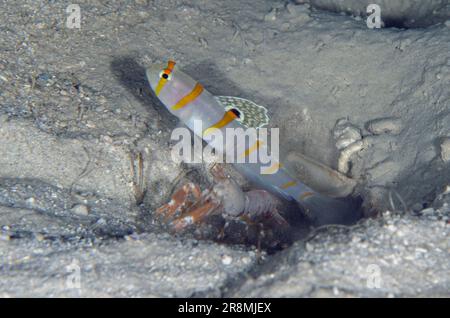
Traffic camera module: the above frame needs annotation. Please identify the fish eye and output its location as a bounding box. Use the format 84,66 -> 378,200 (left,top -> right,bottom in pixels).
159,71 -> 172,80
230,108 -> 241,118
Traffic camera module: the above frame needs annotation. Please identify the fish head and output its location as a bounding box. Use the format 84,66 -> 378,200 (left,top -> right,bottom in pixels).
146,60 -> 199,111
145,62 -> 170,93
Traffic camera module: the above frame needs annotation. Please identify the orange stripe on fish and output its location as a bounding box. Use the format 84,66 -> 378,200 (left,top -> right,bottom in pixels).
240,139 -> 263,158
261,162 -> 281,175
299,191 -> 314,200
172,82 -> 204,110
203,109 -> 239,137
165,60 -> 176,74
155,78 -> 167,96
280,180 -> 297,189
155,60 -> 176,96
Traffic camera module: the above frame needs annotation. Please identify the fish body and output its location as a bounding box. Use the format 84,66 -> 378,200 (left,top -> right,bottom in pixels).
146,61 -> 357,219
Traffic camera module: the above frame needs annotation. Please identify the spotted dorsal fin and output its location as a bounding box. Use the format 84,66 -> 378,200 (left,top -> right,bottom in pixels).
214,96 -> 269,129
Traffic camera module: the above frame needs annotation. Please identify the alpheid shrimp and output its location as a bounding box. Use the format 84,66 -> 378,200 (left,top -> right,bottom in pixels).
156,164 -> 289,245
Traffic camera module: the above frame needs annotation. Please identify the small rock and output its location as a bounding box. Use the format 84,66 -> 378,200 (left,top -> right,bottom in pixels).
85,121 -> 96,128
411,203 -> 423,212
445,20 -> 450,28
101,135 -> 113,144
0,73 -> 9,82
96,218 -> 106,225
366,117 -> 403,135
386,224 -> 397,232
286,3 -> 297,15
198,37 -> 208,48
443,185 -> 450,195
221,255 -> 233,265
286,3 -> 310,15
36,73 -> 50,82
71,204 -> 90,216
98,96 -> 107,104
420,207 -> 435,215
281,22 -> 291,31
35,22 -> 47,29
0,114 -> 8,123
415,247 -> 427,254
34,233 -> 45,241
439,138 -> 450,162
26,197 -> 37,207
333,287 -> 340,296
264,8 -> 277,22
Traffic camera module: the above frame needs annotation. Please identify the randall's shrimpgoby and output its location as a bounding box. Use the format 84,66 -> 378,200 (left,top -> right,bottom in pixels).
147,60 -> 357,218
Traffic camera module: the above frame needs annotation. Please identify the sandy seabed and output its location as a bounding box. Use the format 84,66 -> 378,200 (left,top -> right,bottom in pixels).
0,0 -> 448,297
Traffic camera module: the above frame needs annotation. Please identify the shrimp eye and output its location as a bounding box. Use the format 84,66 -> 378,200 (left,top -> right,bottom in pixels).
159,71 -> 172,80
